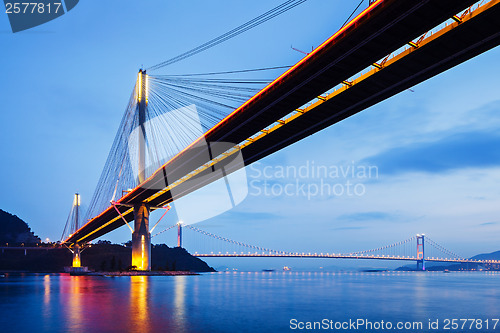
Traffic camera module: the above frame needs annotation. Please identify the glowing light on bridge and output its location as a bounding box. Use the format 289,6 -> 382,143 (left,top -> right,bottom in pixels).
136,70 -> 149,104
131,234 -> 148,271
73,193 -> 80,206
72,252 -> 81,267
72,244 -> 81,268
136,71 -> 142,102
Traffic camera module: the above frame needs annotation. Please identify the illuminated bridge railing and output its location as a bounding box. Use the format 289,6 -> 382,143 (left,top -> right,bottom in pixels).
151,225 -> 500,265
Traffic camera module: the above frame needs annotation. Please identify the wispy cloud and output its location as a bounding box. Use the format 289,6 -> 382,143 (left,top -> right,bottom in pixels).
206,210 -> 282,223
479,221 -> 498,226
337,211 -> 394,222
331,226 -> 368,231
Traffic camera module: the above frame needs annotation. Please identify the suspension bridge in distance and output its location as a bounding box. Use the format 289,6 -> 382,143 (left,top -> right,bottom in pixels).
60,0 -> 500,271
154,224 -> 500,271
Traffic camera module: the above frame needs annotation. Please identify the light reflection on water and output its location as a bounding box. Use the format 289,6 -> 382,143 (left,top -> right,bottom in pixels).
0,271 -> 499,333
174,276 -> 186,333
130,276 -> 150,333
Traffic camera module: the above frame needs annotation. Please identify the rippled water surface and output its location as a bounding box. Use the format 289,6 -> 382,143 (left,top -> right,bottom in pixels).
0,271 -> 499,332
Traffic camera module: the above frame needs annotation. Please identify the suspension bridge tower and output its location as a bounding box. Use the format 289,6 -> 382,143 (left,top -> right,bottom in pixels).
131,69 -> 152,271
416,234 -> 425,271
177,221 -> 182,248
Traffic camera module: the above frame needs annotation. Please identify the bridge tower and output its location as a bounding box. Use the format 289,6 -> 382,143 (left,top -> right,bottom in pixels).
177,221 -> 182,248
416,234 -> 425,271
62,193 -> 88,273
131,69 -> 151,271
71,193 -> 81,267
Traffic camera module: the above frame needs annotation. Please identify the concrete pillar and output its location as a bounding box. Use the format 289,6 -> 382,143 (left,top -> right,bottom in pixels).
137,69 -> 148,184
72,244 -> 81,268
132,203 -> 151,270
131,70 -> 151,271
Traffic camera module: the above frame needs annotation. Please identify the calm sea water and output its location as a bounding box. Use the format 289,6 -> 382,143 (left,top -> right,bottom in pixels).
0,271 -> 499,333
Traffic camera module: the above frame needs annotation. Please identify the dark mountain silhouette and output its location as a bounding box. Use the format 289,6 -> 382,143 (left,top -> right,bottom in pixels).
0,243 -> 215,272
470,250 -> 500,261
0,208 -> 214,272
0,209 -> 40,246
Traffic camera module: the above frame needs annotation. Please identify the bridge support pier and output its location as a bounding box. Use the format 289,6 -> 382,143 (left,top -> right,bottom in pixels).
132,203 -> 151,270
72,244 -> 81,268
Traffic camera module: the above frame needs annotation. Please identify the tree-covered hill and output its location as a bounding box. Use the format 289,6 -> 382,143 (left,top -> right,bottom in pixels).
0,209 -> 41,246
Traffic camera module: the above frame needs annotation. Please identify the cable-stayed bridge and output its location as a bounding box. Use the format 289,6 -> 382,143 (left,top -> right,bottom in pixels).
60,0 -> 500,271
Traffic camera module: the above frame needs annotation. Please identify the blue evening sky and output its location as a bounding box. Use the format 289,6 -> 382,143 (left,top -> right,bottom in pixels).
1,1 -> 499,270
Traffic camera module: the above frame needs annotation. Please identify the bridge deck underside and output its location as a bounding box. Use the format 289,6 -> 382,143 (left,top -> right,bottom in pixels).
65,0 -> 498,244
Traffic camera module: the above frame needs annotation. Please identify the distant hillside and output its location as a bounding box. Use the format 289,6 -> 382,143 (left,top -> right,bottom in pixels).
0,209 -> 40,246
396,249 -> 500,271
470,250 -> 500,261
0,243 -> 215,273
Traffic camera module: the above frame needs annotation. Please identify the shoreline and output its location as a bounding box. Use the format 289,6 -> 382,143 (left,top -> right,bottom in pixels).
89,271 -> 199,276
0,270 -> 201,276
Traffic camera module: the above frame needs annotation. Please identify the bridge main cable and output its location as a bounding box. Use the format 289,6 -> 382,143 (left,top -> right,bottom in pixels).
184,224 -> 293,255
146,0 -> 309,71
